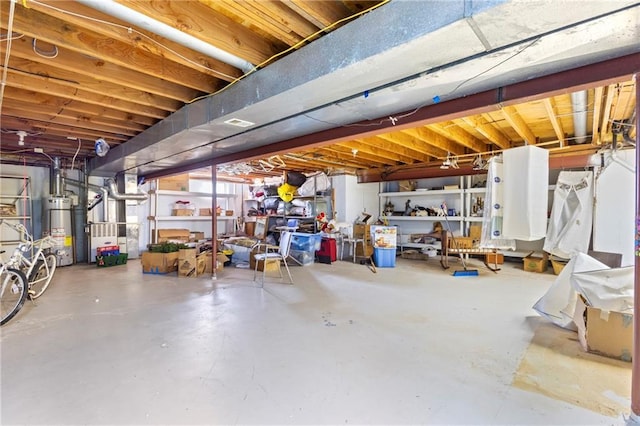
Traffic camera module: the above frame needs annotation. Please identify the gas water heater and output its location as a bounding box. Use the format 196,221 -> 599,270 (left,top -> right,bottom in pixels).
44,158 -> 74,266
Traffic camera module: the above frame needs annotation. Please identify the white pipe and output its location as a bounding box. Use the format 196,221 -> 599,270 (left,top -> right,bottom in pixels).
571,90 -> 588,144
75,0 -> 255,73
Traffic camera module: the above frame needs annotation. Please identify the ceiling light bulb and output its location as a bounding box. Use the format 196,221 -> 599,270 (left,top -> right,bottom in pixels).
16,130 -> 27,146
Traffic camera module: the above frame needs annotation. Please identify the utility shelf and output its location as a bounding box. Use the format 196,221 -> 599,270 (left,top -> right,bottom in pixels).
150,189 -> 236,198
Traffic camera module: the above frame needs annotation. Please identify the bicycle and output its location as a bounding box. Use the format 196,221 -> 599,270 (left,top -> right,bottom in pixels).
0,220 -> 57,325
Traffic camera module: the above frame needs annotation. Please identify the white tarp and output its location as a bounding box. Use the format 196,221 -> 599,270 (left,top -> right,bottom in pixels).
593,150 -> 635,266
571,266 -> 634,314
480,157 -> 516,250
543,171 -> 594,259
502,145 -> 549,241
532,253 -> 608,330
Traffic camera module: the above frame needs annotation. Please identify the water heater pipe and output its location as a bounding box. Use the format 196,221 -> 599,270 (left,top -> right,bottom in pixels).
104,178 -> 149,201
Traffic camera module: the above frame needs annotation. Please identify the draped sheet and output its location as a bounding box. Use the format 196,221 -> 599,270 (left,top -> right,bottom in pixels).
543,171 -> 594,259
502,146 -> 549,241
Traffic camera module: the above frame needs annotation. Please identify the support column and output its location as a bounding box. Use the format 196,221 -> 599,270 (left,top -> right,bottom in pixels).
632,74 -> 640,418
211,167 -> 218,280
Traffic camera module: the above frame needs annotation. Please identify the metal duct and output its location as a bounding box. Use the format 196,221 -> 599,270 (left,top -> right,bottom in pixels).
571,90 -> 588,144
104,178 -> 148,201
51,157 -> 63,197
75,0 -> 255,73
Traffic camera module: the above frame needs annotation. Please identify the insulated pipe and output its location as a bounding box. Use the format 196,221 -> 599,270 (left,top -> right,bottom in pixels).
75,0 -> 255,73
571,90 -> 588,144
104,178 -> 148,201
100,186 -> 109,222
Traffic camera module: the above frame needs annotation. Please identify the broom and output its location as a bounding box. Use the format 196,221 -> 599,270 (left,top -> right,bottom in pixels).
440,203 -> 479,277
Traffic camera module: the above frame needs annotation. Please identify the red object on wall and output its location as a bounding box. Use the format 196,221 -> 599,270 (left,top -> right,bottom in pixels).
317,238 -> 337,262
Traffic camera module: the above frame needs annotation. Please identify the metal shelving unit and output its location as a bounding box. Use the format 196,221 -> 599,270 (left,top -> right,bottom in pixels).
147,187 -> 238,244
0,175 -> 33,245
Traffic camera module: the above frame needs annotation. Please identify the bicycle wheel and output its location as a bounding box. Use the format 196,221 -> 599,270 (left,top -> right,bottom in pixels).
0,268 -> 28,326
28,253 -> 57,299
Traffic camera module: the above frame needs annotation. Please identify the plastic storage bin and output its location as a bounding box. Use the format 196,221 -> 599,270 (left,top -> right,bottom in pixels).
290,232 -> 322,252
373,248 -> 396,268
289,249 -> 315,266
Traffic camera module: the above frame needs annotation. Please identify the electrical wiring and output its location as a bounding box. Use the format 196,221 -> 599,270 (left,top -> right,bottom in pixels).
32,38 -> 59,59
70,138 -> 82,170
27,0 -> 237,81
186,0 -> 392,104
0,32 -> 24,41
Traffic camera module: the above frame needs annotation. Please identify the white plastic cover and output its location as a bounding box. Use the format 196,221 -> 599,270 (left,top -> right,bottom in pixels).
543,171 -> 594,258
480,157 -> 516,250
502,146 -> 549,241
532,252 -> 608,330
571,266 -> 634,314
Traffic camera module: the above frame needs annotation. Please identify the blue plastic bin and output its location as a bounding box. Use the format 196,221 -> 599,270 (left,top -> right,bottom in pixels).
290,232 -> 322,252
373,248 -> 396,268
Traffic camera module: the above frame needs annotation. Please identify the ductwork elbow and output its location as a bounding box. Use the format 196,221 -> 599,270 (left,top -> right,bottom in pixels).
104,178 -> 149,201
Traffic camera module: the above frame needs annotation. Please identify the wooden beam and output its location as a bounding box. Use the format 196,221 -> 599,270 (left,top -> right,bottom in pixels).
501,105 -> 537,144
600,84 -> 616,143
459,115 -> 511,150
377,130 -> 448,158
6,5 -> 220,93
543,97 -> 566,147
203,0 -> 307,46
360,136 -> 435,163
319,146 -> 389,167
4,69 -> 170,118
337,140 -> 417,164
24,0 -> 242,83
3,87 -> 157,128
402,127 -> 464,156
0,37 -> 200,102
428,121 -> 487,152
122,0 -> 281,65
591,86 -> 604,145
284,0 -> 350,28
0,116 -> 129,141
1,99 -> 146,134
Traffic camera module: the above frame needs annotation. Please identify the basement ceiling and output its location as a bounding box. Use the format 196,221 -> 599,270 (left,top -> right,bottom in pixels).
0,1 -> 638,182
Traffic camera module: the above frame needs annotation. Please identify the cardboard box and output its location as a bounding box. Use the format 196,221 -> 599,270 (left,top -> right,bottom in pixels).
250,246 -> 281,272
141,251 -> 179,274
353,224 -> 373,258
199,208 -> 213,216
485,252 -> 504,264
190,231 -> 205,242
586,306 -> 632,362
157,175 -> 189,191
523,251 -> 548,273
178,248 -> 199,277
201,252 -> 228,273
152,228 -> 190,244
171,209 -> 194,216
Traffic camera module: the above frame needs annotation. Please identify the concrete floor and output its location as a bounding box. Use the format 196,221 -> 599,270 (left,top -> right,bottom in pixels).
0,256 -> 630,425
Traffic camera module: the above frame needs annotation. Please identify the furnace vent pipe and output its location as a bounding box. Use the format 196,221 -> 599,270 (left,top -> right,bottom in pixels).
571,90 -> 588,144
75,0 -> 255,73
104,178 -> 148,201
